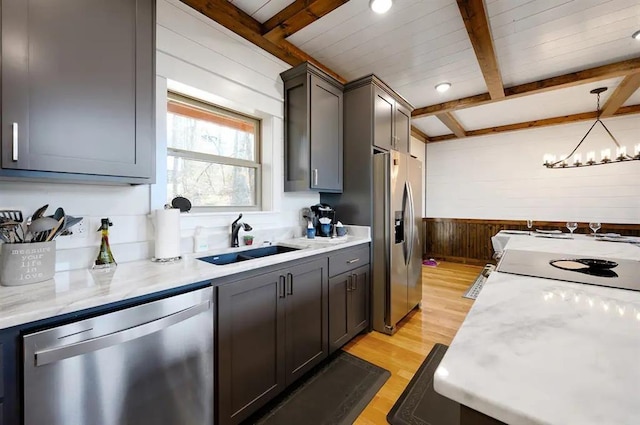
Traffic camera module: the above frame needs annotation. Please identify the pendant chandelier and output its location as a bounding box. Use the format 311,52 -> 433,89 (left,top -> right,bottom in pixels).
543,87 -> 640,168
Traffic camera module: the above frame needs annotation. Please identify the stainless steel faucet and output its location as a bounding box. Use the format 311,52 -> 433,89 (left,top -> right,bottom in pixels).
230,213 -> 252,247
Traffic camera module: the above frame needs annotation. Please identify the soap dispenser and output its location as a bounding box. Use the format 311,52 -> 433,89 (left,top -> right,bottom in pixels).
93,218 -> 117,269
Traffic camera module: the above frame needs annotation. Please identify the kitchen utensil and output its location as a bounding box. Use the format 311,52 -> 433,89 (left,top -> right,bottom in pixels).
45,216 -> 66,242
0,220 -> 22,243
63,215 -> 83,231
28,217 -> 60,241
53,207 -> 65,221
31,204 -> 49,220
0,210 -> 23,223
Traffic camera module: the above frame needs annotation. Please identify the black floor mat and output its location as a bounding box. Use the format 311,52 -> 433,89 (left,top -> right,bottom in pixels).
246,351 -> 390,425
387,344 -> 460,425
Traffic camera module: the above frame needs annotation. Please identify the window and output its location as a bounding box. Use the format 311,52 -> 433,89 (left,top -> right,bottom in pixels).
166,93 -> 261,210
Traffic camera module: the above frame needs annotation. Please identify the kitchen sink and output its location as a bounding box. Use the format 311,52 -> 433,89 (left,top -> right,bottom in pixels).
197,245 -> 300,266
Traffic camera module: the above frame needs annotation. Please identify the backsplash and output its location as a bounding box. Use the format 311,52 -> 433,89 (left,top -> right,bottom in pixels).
0,178 -> 317,271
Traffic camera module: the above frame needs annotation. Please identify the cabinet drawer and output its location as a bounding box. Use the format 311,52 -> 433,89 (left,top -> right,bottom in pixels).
329,245 -> 370,277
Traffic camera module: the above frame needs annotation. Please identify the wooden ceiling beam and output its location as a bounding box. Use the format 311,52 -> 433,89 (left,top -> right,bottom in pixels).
600,73 -> 640,117
411,126 -> 430,143
413,57 -> 640,118
263,0 -> 349,42
179,0 -> 346,83
436,112 -> 467,138
428,104 -> 640,142
456,0 -> 504,99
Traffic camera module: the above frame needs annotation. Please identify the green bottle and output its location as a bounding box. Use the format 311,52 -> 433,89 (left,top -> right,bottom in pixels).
93,218 -> 117,269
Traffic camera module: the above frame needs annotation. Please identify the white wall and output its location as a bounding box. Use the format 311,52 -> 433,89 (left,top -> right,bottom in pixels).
0,0 -> 318,271
426,114 -> 640,224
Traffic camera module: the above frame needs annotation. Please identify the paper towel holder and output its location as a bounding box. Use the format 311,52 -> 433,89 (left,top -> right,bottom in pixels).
151,207 -> 183,263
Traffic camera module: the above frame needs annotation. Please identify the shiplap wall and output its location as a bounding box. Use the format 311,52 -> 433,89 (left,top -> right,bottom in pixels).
0,0 -> 318,271
426,114 -> 640,224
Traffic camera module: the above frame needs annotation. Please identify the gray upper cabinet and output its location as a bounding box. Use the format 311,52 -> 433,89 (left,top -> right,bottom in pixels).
1,0 -> 155,184
281,62 -> 343,193
374,88 -> 394,151
345,75 -> 413,154
395,102 -> 411,154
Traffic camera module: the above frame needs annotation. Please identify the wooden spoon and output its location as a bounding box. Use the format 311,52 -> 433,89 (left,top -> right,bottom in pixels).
46,216 -> 66,242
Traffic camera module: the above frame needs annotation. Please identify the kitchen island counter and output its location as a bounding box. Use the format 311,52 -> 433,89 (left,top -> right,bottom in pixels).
0,230 -> 370,330
434,237 -> 640,425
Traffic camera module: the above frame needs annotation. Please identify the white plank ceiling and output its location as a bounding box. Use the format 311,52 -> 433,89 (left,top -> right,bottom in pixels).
287,0 -> 487,107
454,77 -> 623,130
412,116 -> 455,137
228,0 -> 640,139
622,88 -> 640,106
229,0 -> 295,23
488,0 -> 640,86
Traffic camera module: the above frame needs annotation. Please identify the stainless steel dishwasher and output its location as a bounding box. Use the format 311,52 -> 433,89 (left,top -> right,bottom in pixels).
23,286 -> 213,425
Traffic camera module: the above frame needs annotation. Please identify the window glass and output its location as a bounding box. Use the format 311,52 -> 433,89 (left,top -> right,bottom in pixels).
166,93 -> 261,209
167,102 -> 256,161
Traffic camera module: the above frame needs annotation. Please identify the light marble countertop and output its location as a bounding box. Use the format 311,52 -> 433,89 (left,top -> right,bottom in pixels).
0,228 -> 370,331
501,232 -> 640,261
434,236 -> 640,425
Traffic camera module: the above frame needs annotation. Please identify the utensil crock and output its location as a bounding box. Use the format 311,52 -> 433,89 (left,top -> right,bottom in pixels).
0,241 -> 56,286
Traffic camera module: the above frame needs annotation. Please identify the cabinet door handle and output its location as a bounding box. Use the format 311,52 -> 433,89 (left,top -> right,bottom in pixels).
313,169 -> 318,186
279,275 -> 286,298
352,274 -> 357,291
286,273 -> 293,295
347,258 -> 359,264
12,123 -> 18,161
347,275 -> 352,292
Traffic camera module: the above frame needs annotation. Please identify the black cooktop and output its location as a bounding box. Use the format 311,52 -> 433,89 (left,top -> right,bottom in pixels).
496,249 -> 640,292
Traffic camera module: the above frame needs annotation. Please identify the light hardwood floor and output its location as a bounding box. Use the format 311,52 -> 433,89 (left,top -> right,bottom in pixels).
345,261 -> 483,425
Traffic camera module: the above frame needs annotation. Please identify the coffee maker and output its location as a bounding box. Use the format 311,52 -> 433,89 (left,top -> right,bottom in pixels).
310,203 -> 336,237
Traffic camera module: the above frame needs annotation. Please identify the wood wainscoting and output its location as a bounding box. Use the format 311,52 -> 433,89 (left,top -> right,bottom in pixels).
423,218 -> 640,265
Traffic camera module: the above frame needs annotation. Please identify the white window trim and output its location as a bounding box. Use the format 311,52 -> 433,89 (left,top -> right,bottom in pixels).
165,92 -> 263,211
152,77 -> 280,215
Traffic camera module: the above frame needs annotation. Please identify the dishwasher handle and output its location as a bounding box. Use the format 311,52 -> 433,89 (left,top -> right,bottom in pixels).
34,299 -> 211,367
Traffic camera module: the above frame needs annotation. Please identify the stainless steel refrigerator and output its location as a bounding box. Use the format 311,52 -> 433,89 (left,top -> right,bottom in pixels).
372,150 -> 422,334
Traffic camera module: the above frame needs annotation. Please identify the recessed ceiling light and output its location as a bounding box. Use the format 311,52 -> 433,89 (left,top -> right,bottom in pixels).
632,30 -> 640,40
370,0 -> 392,14
435,82 -> 451,93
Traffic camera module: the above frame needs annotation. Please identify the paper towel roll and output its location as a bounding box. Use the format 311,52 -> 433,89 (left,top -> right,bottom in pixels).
154,208 -> 181,260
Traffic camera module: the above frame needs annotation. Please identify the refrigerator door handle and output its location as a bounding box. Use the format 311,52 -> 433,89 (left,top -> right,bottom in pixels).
403,182 -> 409,265
406,181 -> 415,265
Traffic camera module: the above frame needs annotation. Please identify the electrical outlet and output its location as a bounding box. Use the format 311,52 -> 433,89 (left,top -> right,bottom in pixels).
72,218 -> 87,239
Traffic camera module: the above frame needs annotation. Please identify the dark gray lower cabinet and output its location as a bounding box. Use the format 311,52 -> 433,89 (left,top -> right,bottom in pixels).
329,264 -> 369,353
1,326 -> 26,425
284,260 -> 328,383
217,258 -> 328,425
